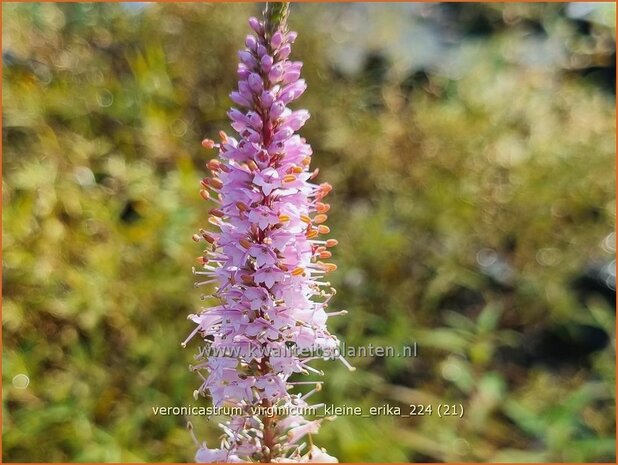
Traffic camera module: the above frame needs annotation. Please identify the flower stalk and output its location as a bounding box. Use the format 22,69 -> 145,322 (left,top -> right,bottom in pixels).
186,3 -> 346,463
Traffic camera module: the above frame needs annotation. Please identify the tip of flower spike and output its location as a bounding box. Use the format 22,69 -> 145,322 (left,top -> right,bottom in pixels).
201,138 -> 215,149
248,17 -> 263,34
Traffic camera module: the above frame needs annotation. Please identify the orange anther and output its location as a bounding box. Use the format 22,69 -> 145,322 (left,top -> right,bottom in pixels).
316,202 -> 330,213
201,138 -> 215,149
201,231 -> 216,244
210,178 -> 223,189
320,182 -> 333,193
313,214 -> 327,224
326,264 -> 337,272
321,262 -> 337,273
291,267 -> 305,276
306,229 -> 319,239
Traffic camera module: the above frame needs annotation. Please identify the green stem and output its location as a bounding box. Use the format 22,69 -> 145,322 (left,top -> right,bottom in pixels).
263,2 -> 290,37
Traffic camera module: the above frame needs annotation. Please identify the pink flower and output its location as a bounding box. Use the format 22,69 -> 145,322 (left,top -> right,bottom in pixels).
187,4 -> 347,462
254,266 -> 284,288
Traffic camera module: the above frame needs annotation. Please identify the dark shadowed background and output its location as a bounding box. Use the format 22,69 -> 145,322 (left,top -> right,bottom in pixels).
2,2 -> 616,462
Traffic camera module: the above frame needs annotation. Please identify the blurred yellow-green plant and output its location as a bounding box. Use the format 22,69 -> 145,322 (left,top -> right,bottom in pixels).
2,2 -> 615,463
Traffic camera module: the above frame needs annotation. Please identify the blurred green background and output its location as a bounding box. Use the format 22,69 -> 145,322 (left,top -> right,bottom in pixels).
2,2 -> 616,462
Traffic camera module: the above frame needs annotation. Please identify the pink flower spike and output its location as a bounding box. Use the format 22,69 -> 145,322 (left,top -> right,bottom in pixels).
187,4 -> 343,462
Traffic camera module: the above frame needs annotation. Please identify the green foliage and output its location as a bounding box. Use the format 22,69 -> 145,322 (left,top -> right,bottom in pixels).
2,3 -> 615,462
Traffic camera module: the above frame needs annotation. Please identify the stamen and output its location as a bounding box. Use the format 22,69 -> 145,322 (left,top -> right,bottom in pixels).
207,159 -> 221,171
194,279 -> 217,288
306,229 -> 318,239
316,202 -> 330,213
210,178 -> 223,189
338,355 -> 356,372
313,214 -> 327,224
201,139 -> 215,149
326,310 -> 347,316
209,208 -> 225,218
